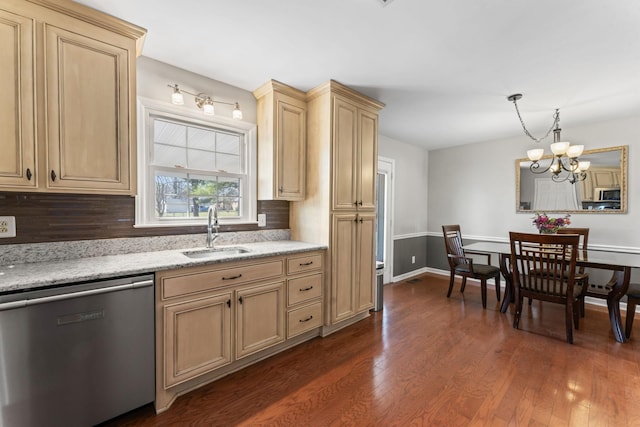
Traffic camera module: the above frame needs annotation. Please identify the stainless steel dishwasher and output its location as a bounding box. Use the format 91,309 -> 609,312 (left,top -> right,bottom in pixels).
0,274 -> 155,427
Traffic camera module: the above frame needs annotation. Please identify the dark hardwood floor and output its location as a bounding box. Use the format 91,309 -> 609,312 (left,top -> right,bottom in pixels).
103,273 -> 640,426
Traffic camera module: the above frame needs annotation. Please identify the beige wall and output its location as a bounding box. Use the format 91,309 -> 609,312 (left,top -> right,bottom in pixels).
137,56 -> 257,124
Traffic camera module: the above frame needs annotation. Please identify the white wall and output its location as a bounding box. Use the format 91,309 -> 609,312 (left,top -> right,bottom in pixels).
379,135 -> 429,236
427,115 -> 640,249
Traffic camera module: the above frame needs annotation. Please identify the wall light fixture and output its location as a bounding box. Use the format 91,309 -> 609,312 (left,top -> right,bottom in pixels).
168,83 -> 243,120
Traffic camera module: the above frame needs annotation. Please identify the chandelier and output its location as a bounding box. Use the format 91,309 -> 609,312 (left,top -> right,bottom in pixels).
507,93 -> 590,184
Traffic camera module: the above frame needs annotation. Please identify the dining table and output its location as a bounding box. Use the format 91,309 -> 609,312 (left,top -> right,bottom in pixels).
464,241 -> 640,343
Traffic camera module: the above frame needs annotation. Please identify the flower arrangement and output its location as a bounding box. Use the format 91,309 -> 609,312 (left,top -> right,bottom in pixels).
532,212 -> 571,234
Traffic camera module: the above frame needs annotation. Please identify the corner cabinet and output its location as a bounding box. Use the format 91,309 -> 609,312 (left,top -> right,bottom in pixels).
253,80 -> 307,201
0,0 -> 145,195
154,251 -> 324,412
290,80 -> 383,333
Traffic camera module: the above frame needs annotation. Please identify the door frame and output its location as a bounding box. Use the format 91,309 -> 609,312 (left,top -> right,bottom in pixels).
377,156 -> 395,284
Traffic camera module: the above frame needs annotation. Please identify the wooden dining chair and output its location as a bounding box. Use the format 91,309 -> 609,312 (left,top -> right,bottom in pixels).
625,283 -> 640,339
509,232 -> 582,344
557,228 -> 590,316
442,225 -> 501,309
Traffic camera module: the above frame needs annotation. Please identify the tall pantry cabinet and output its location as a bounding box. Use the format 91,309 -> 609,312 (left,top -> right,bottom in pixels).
291,80 -> 384,332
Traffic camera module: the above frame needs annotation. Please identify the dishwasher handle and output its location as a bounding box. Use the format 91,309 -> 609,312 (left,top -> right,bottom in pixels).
0,279 -> 153,311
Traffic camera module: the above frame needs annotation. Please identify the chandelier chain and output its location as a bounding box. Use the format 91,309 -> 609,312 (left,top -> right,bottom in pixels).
512,99 -> 560,143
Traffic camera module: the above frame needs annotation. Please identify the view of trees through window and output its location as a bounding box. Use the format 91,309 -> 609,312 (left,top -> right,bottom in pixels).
155,174 -> 241,218
151,117 -> 245,220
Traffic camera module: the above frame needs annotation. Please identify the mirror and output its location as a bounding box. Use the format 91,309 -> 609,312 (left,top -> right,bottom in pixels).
516,145 -> 627,213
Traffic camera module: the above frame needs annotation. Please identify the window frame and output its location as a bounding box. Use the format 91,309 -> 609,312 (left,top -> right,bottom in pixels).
136,97 -> 257,227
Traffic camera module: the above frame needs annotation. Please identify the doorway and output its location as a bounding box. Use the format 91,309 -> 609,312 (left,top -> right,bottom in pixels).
377,157 -> 394,284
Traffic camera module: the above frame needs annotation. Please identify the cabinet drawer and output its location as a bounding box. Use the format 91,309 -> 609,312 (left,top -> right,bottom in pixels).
287,302 -> 322,338
161,260 -> 284,299
287,273 -> 322,306
287,253 -> 323,275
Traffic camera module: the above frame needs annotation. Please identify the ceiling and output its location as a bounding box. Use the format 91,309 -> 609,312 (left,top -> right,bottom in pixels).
75,0 -> 640,150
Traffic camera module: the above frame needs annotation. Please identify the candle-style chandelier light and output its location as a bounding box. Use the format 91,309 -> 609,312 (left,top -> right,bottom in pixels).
508,93 -> 590,184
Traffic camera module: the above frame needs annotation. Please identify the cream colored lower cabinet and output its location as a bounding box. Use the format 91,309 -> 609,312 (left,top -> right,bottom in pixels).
163,292 -> 232,389
330,213 -> 375,324
236,281 -> 285,359
155,251 -> 324,412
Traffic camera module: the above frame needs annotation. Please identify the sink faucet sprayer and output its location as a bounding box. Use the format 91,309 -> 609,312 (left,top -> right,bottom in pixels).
206,205 -> 219,248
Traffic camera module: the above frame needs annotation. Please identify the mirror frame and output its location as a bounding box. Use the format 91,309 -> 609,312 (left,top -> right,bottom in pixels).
516,145 -> 628,214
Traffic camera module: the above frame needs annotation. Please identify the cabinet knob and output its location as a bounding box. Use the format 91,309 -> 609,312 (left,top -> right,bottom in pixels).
358,201 -> 363,206
226,299 -> 231,308
222,274 -> 242,280
26,168 -> 32,181
359,218 -> 363,223
50,170 -> 57,182
238,296 -> 243,304
299,286 -> 314,292
299,315 -> 313,323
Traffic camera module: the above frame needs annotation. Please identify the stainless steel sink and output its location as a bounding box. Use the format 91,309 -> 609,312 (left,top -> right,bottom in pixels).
181,247 -> 250,259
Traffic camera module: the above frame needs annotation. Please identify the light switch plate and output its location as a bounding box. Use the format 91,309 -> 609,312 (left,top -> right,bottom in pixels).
257,214 -> 266,227
0,216 -> 16,238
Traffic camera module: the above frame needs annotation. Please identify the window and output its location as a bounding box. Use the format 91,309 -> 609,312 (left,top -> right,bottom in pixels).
136,98 -> 256,226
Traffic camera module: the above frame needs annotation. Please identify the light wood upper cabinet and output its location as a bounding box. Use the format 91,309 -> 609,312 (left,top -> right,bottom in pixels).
579,167 -> 622,201
331,94 -> 379,211
254,80 -> 306,201
0,8 -> 36,189
45,24 -> 133,192
0,0 -> 145,194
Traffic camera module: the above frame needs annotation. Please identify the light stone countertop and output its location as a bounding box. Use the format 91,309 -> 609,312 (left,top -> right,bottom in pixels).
0,240 -> 326,294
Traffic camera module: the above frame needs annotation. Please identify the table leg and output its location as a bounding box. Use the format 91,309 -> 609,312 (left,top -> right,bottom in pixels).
499,253 -> 512,313
607,267 -> 632,343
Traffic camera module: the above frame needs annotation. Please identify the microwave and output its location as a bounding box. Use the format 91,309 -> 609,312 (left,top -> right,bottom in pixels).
595,187 -> 621,201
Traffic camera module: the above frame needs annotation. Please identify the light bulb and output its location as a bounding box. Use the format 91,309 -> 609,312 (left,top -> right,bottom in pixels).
203,98 -> 215,115
566,145 -> 584,158
550,141 -> 570,156
233,103 -> 243,120
171,85 -> 184,105
527,149 -> 544,161
578,161 -> 590,171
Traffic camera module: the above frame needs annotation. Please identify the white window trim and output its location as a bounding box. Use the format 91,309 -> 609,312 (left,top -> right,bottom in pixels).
135,97 -> 257,228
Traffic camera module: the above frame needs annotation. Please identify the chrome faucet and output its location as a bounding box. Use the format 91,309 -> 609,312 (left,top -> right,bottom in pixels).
206,204 -> 219,248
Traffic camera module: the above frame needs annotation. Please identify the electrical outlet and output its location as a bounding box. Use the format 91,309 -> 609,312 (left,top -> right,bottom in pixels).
257,214 -> 267,227
0,216 -> 16,238
411,255 -> 416,264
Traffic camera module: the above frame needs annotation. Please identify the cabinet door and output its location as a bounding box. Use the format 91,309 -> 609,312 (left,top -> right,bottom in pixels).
0,8 -> 36,189
358,109 -> 378,211
330,213 -> 358,323
163,292 -> 232,388
591,170 -> 617,188
332,96 -> 358,211
276,93 -> 306,200
236,281 -> 285,359
356,213 -> 376,311
44,24 -> 134,193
